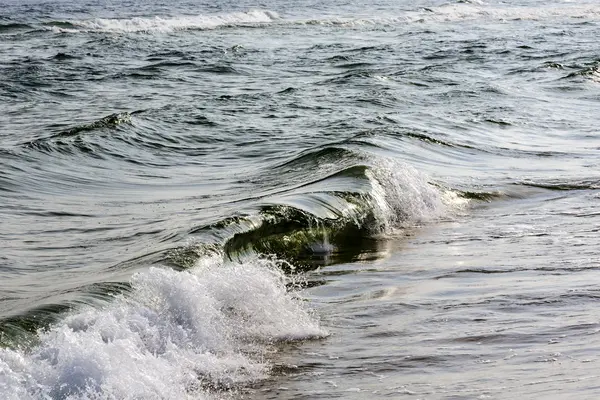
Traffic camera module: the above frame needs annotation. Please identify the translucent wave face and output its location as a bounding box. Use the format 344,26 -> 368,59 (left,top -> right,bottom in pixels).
0,256 -> 326,400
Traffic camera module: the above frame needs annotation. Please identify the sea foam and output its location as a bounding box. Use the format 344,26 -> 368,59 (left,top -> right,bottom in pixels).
69,10 -> 280,33
365,158 -> 464,233
0,255 -> 326,399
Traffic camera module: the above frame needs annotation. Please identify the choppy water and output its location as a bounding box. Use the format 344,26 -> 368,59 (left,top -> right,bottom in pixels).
1,0 -> 600,398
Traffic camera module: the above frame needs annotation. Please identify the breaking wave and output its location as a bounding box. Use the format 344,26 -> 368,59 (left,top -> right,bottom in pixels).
46,10 -> 280,33
0,256 -> 326,399
186,149 -> 468,267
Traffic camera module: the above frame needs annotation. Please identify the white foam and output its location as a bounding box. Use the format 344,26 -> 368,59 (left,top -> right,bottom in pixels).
71,9 -> 280,33
299,15 -> 411,27
288,4 -> 600,28
422,3 -> 600,23
0,255 -> 326,399
365,158 -> 463,233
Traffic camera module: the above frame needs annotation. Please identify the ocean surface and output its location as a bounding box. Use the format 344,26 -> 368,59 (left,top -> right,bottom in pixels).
1,0 -> 600,398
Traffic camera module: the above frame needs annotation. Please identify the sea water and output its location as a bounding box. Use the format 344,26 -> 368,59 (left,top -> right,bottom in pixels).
1,0 -> 600,398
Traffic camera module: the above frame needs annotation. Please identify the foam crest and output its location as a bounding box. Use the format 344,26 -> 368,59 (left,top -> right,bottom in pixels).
301,15 -> 411,27
365,158 -> 464,232
0,257 -> 325,399
290,4 -> 600,28
71,10 -> 279,33
426,3 -> 600,22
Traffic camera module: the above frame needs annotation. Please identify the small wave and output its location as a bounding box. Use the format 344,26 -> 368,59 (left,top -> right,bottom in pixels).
25,112 -> 134,153
43,21 -> 78,29
50,52 -> 80,61
516,179 -> 600,191
0,256 -> 326,399
54,10 -> 280,33
136,60 -> 199,71
0,23 -> 33,33
20,110 -> 226,163
564,63 -> 600,83
45,112 -> 132,139
273,146 -> 359,173
454,189 -> 506,202
402,131 -> 470,148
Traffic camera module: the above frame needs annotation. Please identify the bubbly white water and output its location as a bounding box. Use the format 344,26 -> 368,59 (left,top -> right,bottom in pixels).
0,255 -> 326,399
428,3 -> 600,22
366,158 -> 459,233
69,10 -> 280,33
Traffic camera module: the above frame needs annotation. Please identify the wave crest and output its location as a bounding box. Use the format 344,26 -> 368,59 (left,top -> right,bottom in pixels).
52,10 -> 280,33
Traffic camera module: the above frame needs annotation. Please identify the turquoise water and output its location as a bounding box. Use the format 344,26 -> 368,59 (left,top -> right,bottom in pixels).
1,1 -> 600,398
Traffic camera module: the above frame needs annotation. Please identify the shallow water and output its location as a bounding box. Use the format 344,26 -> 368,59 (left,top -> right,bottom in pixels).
255,190 -> 600,399
1,0 -> 600,398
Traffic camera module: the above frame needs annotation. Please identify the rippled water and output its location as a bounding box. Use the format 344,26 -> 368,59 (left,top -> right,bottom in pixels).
1,0 -> 600,398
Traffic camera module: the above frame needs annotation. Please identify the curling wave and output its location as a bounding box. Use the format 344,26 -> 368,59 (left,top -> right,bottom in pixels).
186,151 -> 468,267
